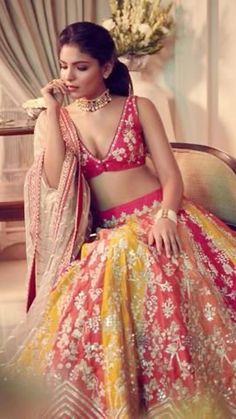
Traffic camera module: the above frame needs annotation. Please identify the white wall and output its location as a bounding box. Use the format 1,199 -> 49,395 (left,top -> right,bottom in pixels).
161,0 -> 236,157
160,0 -> 236,157
218,0 -> 236,156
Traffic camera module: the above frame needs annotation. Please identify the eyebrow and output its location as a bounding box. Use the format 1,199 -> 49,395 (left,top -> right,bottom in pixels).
59,59 -> 89,65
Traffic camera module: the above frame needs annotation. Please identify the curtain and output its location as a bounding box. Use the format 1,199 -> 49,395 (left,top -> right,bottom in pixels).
0,0 -> 96,98
0,0 -> 96,254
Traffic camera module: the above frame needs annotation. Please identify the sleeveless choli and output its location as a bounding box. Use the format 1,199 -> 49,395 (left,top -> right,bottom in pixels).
77,96 -> 146,180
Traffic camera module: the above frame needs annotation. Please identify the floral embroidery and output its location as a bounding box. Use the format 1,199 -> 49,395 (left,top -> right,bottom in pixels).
110,147 -> 126,161
12,194 -> 236,418
204,303 -> 216,321
78,96 -> 146,180
162,298 -> 176,319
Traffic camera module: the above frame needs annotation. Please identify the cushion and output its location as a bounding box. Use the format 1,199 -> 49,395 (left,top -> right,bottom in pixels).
173,149 -> 236,226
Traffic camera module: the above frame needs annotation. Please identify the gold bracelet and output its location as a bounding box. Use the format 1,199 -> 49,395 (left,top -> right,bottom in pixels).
155,208 -> 177,225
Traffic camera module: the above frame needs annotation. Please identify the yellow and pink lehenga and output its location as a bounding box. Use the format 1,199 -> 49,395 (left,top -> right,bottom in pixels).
1,106 -> 236,418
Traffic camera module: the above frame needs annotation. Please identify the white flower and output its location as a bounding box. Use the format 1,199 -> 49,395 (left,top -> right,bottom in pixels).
22,96 -> 46,109
160,26 -> 170,35
102,18 -> 116,31
139,23 -> 152,37
103,0 -> 174,56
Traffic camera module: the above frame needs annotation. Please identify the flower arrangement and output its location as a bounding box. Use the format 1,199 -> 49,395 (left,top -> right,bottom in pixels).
22,97 -> 46,110
103,0 -> 174,57
22,97 -> 46,120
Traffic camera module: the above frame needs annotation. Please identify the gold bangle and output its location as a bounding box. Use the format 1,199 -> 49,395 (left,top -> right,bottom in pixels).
155,208 -> 177,225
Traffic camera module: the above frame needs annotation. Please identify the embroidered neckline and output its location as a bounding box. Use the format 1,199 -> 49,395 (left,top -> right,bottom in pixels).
64,96 -> 131,163
78,96 -> 130,163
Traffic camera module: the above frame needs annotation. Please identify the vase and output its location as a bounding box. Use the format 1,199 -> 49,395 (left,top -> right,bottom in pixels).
119,54 -> 150,72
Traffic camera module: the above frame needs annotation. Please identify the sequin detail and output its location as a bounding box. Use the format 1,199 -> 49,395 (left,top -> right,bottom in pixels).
14,194 -> 236,418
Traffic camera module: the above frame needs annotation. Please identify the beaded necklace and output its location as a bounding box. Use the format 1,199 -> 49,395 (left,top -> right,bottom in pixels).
75,89 -> 111,112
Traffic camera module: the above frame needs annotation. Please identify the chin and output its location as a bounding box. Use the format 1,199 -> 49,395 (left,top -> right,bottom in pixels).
68,92 -> 79,99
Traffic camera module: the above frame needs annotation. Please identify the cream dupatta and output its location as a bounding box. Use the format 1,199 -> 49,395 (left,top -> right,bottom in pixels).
1,108 -> 91,363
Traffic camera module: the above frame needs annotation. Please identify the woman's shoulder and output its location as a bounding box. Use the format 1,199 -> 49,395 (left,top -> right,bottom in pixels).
133,96 -> 162,126
132,95 -> 158,116
135,95 -> 156,110
114,94 -> 154,111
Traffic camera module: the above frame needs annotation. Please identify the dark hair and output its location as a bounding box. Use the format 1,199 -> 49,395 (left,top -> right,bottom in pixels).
58,21 -> 133,96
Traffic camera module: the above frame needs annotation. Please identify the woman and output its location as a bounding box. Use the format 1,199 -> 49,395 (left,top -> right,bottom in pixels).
2,21 -> 236,418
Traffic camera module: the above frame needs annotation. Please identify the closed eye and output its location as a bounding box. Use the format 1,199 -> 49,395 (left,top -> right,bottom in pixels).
60,65 -> 88,71
77,66 -> 88,71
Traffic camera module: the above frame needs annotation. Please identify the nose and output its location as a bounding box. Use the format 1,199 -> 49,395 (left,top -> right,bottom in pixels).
64,66 -> 76,81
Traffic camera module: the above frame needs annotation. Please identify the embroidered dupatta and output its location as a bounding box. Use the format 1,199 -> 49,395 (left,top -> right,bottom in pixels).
1,108 -> 91,363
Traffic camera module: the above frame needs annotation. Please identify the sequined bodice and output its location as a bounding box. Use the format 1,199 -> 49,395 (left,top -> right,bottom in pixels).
79,96 -> 146,180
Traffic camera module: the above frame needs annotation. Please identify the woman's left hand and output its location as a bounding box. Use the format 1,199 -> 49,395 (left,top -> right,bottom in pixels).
148,218 -> 182,258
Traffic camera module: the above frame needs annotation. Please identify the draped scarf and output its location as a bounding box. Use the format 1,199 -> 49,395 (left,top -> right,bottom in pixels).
1,108 -> 91,363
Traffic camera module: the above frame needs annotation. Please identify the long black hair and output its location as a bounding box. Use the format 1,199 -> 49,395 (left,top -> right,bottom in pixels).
58,21 -> 132,96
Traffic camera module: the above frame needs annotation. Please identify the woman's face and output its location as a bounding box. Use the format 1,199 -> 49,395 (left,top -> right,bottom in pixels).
59,44 -> 108,100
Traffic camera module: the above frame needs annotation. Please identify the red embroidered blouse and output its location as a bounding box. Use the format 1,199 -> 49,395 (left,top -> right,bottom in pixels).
79,96 -> 146,180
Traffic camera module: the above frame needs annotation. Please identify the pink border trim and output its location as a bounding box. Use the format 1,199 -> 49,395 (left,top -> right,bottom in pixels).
99,188 -> 162,221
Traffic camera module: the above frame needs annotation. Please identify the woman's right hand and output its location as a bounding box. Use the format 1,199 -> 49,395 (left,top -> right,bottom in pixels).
40,79 -> 68,110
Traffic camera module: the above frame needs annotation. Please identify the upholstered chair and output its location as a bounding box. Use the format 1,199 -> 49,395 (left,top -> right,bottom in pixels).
146,143 -> 236,231
171,143 -> 236,230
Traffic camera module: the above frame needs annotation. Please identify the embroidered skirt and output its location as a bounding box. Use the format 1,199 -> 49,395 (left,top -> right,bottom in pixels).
13,189 -> 236,418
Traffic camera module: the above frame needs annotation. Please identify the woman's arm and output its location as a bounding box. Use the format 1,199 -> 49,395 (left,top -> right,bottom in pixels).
137,96 -> 183,211
41,79 -> 68,189
137,96 -> 183,258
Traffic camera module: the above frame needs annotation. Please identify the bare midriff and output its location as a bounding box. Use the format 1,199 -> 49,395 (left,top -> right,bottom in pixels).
89,164 -> 161,211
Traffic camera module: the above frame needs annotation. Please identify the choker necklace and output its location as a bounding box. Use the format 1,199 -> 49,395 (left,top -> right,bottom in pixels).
75,89 -> 112,112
